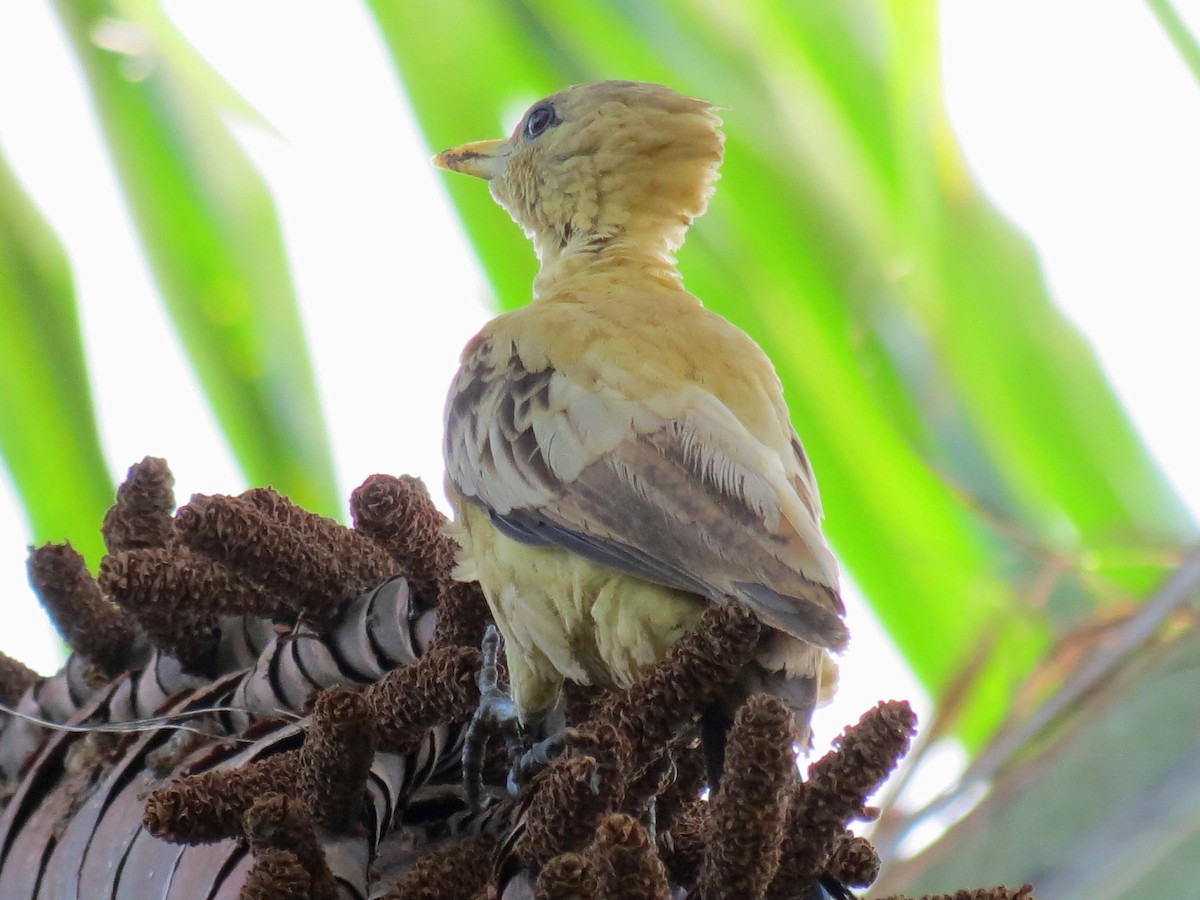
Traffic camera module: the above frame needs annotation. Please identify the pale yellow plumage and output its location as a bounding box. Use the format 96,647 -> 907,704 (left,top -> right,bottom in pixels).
438,81 -> 845,729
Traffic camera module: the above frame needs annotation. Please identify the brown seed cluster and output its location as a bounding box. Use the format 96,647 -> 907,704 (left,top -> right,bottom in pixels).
173,490 -> 400,631
98,547 -> 261,674
378,832 -> 498,900
101,456 -> 176,552
296,688 -> 376,831
27,542 -> 138,679
350,473 -> 458,609
828,831 -> 882,889
364,646 -> 483,754
144,750 -> 301,843
242,794 -> 340,900
767,700 -> 918,897
4,459 -> 1036,900
697,694 -> 795,898
0,651 -> 38,707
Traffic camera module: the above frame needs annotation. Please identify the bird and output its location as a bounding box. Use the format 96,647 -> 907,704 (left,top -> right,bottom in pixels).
435,80 -> 847,778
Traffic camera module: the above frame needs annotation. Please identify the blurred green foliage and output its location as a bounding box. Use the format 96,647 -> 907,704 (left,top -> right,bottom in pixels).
0,148 -> 111,567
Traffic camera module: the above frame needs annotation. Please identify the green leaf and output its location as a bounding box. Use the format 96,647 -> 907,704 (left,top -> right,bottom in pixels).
0,147 -> 112,565
49,0 -> 339,517
1147,0 -> 1200,88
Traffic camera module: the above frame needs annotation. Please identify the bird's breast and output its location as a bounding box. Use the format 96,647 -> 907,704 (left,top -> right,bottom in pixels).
449,501 -> 706,721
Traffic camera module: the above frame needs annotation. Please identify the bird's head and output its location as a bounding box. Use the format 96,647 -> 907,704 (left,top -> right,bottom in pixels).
435,80 -> 724,267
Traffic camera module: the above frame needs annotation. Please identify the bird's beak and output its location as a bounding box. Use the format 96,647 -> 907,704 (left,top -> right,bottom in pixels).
433,138 -> 510,181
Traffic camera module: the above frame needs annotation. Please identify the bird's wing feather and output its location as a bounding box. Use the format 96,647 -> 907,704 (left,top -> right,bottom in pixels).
446,340 -> 847,651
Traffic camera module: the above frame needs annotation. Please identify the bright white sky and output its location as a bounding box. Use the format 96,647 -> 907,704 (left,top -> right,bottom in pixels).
0,2 -> 1198,803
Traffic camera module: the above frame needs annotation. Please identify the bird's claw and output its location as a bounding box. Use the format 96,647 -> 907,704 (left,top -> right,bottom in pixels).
462,625 -> 520,812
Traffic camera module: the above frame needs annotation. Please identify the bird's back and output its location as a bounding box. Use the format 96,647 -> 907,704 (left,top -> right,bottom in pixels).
446,271 -> 843,721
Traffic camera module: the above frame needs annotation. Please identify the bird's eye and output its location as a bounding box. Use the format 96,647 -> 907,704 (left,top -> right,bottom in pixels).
523,103 -> 558,141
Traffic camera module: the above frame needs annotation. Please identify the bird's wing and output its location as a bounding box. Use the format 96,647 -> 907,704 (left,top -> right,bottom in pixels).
445,339 -> 847,651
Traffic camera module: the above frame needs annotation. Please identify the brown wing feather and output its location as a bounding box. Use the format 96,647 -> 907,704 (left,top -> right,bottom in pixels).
445,341 -> 846,651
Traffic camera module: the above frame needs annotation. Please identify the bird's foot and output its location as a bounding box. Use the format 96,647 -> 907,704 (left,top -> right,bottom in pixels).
507,731 -> 567,795
462,624 -> 520,812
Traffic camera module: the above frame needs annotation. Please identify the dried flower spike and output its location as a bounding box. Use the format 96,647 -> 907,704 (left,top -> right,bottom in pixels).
379,832 -> 498,900
827,830 -> 880,889
697,694 -> 795,899
243,794 -> 339,900
1,456 -> 1030,898
430,578 -> 492,651
364,646 -> 481,754
102,456 -> 176,552
534,852 -> 601,900
513,756 -> 610,869
240,486 -> 402,596
99,547 -> 270,674
0,650 -> 39,705
298,687 -> 375,831
238,848 -> 313,900
144,751 -> 298,843
587,813 -> 671,900
350,473 -> 458,608
599,604 -> 761,775
28,542 -> 137,679
175,493 -> 398,631
767,699 -> 917,899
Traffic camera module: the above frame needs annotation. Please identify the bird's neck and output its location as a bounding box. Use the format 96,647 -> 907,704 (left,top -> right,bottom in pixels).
532,232 -> 687,300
